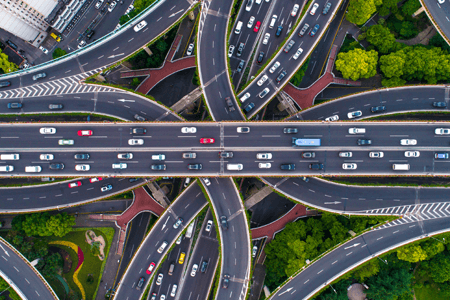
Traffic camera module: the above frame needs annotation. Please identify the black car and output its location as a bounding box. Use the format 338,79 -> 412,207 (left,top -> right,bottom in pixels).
358,139 -> 372,145
86,30 -> 95,39
222,274 -> 231,289
225,97 -> 235,112
7,103 -> 22,109
220,216 -> 228,230
49,163 -> 65,170
244,102 -> 255,113
74,153 -> 90,160
131,127 -> 147,134
129,178 -> 140,183
0,81 -> 11,88
136,277 -> 145,291
302,152 -> 315,158
134,114 -> 147,121
49,104 -> 63,110
283,128 -> 297,134
219,151 -> 233,158
257,51 -> 264,64
201,260 -> 208,273
151,164 -> 166,170
370,105 -> 386,113
188,163 -> 202,170
237,42 -> 245,57
237,60 -> 245,73
276,25 -> 283,37
276,70 -> 287,83
6,40 -> 18,50
433,102 -> 447,108
280,163 -> 295,170
309,163 -> 324,170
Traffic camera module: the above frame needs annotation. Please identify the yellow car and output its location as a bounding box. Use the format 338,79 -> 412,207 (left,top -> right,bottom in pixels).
178,252 -> 186,264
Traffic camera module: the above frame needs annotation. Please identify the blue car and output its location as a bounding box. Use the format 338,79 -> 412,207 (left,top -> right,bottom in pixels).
322,3 -> 332,15
310,24 -> 320,37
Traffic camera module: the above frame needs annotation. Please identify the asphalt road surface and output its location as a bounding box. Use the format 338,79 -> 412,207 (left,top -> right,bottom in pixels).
422,0 -> 450,44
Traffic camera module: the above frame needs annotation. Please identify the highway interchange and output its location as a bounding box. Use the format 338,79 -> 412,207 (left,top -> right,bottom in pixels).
1,0 -> 450,299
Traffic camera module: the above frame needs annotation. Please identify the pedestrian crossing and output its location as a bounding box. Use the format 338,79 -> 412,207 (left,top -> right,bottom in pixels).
0,68 -> 119,99
368,202 -> 450,230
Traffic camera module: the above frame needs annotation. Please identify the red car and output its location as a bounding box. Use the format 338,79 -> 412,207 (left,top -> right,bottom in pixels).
200,138 -> 215,144
253,21 -> 261,32
77,130 -> 93,136
68,181 -> 82,188
89,177 -> 103,183
146,262 -> 156,275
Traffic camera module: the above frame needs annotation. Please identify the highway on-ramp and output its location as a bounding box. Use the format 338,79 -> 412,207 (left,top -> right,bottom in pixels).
421,0 -> 450,45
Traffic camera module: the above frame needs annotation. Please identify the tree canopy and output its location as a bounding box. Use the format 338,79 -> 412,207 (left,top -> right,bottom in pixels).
52,47 -> 67,59
335,48 -> 378,81
366,24 -> 397,54
0,49 -> 18,74
347,0 -> 382,25
12,212 -> 75,237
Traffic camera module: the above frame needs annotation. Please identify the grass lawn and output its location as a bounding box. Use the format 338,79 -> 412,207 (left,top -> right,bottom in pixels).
47,276 -> 67,299
47,227 -> 114,300
414,269 -> 447,300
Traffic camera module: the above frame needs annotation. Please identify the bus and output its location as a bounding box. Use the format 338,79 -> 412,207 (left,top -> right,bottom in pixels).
292,138 -> 321,147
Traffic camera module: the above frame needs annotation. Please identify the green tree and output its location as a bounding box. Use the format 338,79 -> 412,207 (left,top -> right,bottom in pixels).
382,76 -> 406,87
335,48 -> 378,81
422,239 -> 445,259
378,0 -> 400,16
12,212 -> 75,237
39,252 -> 63,278
347,0 -> 382,25
429,33 -> 450,53
402,0 -> 422,16
0,49 -> 18,73
421,252 -> 450,283
397,244 -> 428,262
380,51 -> 405,78
399,21 -> 418,39
52,48 -> 67,59
131,78 -> 140,87
366,25 -> 396,53
351,259 -> 380,281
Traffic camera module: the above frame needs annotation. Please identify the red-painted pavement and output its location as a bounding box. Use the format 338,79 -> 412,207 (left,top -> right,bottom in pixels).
120,34 -> 196,94
283,45 -> 360,109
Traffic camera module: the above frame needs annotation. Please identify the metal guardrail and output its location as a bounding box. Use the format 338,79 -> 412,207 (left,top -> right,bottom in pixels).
0,0 -> 165,79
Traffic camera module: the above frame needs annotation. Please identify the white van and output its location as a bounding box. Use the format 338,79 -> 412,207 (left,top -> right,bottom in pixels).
235,21 -> 243,34
227,164 -> 243,171
152,154 -> 165,161
0,165 -> 13,172
392,164 -> 410,171
1,154 -> 19,160
25,166 -> 42,173
269,15 -> 277,29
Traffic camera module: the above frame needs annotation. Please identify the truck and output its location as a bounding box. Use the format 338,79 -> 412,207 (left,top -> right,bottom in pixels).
292,138 -> 321,147
185,221 -> 195,238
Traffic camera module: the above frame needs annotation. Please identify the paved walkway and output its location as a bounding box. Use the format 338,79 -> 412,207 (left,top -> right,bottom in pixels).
171,86 -> 202,113
89,187 -> 164,255
120,34 -> 196,94
283,45 -> 361,109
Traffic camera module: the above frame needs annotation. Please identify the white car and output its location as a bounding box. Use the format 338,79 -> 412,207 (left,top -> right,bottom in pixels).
58,139 -> 74,145
134,20 -> 147,32
112,163 -> 127,169
240,92 -> 250,102
125,4 -> 134,14
205,220 -> 213,232
263,33 -> 270,45
40,127 -> 56,134
237,127 -> 250,133
348,128 -> 365,134
78,40 -> 86,49
95,0 -> 104,9
128,139 -> 144,145
435,128 -> 450,135
186,43 -> 194,55
75,164 -> 90,171
257,75 -> 268,86
248,16 -> 255,28
259,163 -> 271,168
292,47 -> 303,60
256,153 -> 272,159
325,115 -> 339,122
405,151 -> 420,157
339,152 -> 352,158
203,178 -> 211,186
256,0 -> 262,4
369,152 -> 384,158
252,245 -> 258,257
181,127 -> 197,133
191,264 -> 199,277
39,46 -> 48,54
118,153 -> 133,159
228,45 -> 235,57
291,4 -> 300,16
269,61 -> 280,73
40,154 -> 54,160
342,163 -> 357,170
347,111 -> 362,119
156,273 -> 163,285
310,3 -> 319,15
108,1 -> 117,12
400,139 -> 417,145
438,0 -> 445,4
